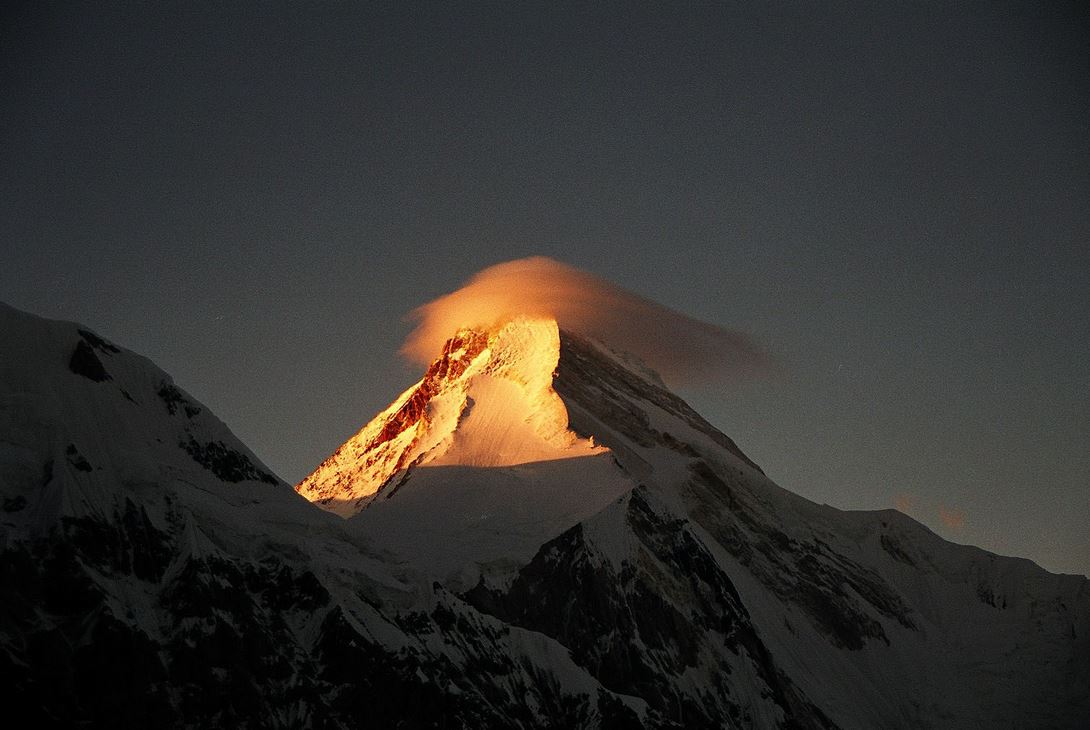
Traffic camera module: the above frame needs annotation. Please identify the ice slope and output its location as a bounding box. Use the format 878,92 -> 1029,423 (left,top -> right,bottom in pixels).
355,455 -> 633,585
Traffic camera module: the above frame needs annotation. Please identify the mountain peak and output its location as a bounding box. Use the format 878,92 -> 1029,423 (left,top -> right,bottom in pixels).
295,316 -> 608,515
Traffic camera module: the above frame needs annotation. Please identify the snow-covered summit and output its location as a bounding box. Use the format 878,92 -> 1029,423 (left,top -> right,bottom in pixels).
296,317 -> 613,516
0,302 -> 284,534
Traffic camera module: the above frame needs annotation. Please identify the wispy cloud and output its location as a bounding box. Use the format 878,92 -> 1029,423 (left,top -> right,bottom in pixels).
938,506 -> 966,530
402,256 -> 774,386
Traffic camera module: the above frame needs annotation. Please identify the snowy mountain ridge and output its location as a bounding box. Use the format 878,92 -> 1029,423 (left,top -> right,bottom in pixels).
297,313 -> 1090,727
2,302 -> 1088,729
0,303 -> 652,727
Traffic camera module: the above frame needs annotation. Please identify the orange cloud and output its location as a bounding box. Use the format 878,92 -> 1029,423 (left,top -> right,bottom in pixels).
402,257 -> 773,386
938,506 -> 966,530
894,494 -> 913,514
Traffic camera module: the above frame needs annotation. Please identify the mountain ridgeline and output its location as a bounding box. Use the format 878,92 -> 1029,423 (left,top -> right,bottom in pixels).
1,303 -> 1086,728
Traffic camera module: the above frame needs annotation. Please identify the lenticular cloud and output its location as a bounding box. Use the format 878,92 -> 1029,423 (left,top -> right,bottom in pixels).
402,256 -> 773,385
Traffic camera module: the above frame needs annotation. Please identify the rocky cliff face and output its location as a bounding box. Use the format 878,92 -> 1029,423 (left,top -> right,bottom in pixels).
464,488 -> 836,729
3,304 -> 1088,728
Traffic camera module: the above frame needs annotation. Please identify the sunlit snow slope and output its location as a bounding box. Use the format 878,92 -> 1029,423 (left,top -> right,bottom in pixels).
297,318 -> 635,577
298,317 -> 610,510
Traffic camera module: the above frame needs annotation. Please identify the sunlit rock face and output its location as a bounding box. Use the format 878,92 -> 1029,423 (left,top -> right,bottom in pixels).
295,317 -> 610,516
294,317 -> 637,582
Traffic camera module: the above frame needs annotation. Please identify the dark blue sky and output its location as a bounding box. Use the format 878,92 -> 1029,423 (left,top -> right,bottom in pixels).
3,2 -> 1088,574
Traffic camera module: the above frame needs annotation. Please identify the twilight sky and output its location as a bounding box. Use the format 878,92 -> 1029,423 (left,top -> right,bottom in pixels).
2,2 -> 1088,575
